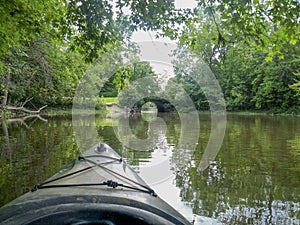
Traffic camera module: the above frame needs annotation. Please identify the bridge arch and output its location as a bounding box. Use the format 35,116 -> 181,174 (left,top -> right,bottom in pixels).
141,98 -> 174,112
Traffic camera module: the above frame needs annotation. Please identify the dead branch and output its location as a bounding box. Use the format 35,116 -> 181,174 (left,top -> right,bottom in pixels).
4,97 -> 47,114
7,114 -> 48,123
21,97 -> 34,107
7,104 -> 48,114
5,115 -> 48,130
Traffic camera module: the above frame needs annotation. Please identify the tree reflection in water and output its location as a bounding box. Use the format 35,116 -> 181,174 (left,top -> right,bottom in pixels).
1,113 -> 300,224
171,114 -> 300,224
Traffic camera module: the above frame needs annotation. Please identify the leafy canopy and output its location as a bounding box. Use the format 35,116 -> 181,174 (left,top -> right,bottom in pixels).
193,0 -> 300,59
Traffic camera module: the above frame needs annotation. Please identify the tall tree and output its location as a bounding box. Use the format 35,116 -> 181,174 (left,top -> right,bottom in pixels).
176,3 -> 300,112
194,0 -> 300,60
1,0 -> 186,110
0,0 -> 65,66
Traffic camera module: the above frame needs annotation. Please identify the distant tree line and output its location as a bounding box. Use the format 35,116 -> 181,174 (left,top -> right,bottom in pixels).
0,0 -> 299,113
0,0 -> 180,111
172,1 -> 299,113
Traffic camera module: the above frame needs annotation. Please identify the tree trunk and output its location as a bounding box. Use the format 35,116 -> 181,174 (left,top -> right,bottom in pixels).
1,74 -> 9,108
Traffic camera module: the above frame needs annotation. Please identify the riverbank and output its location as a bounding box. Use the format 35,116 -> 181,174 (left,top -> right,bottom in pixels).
1,104 -> 299,119
225,109 -> 300,117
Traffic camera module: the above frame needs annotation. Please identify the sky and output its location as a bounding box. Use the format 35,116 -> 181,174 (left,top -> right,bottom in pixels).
175,0 -> 197,9
131,0 -> 197,88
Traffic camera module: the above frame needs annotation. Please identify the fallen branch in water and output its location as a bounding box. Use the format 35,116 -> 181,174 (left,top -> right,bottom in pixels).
7,105 -> 48,113
5,115 -> 48,130
6,97 -> 47,114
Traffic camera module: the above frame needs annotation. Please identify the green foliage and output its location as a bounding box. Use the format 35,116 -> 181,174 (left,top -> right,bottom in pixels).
88,43 -> 144,98
290,71 -> 300,96
95,97 -> 105,110
164,77 -> 205,112
114,61 -> 157,92
62,0 -> 185,61
130,61 -> 157,81
1,0 -> 183,110
116,61 -> 159,110
100,76 -> 119,97
0,0 -> 65,66
114,67 -> 133,92
177,3 -> 300,113
115,0 -> 186,36
195,0 -> 300,60
141,102 -> 157,111
0,38 -> 86,107
64,0 -> 122,62
118,76 -> 160,111
199,41 -> 299,112
1,0 -> 299,113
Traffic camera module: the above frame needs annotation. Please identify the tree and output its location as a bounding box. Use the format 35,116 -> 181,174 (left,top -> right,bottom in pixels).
63,0 -> 121,62
251,44 -> 300,111
1,0 -> 188,112
0,37 -> 86,109
176,2 -> 300,113
0,0 -> 65,66
0,0 -> 184,64
0,0 -> 79,110
194,0 -> 300,60
62,0 -> 188,61
290,72 -> 300,96
117,62 -> 160,111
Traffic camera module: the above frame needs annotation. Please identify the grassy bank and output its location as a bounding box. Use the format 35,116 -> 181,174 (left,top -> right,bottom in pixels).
101,97 -> 118,104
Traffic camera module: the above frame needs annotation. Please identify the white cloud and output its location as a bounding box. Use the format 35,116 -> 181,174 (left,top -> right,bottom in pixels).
175,0 -> 197,9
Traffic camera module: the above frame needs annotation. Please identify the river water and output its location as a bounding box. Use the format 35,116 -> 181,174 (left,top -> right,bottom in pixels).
0,112 -> 299,224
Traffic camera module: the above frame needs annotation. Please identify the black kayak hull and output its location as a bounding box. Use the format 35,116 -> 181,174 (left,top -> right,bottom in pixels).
0,142 -> 191,225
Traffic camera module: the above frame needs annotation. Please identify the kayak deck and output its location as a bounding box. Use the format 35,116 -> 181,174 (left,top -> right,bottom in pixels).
0,142 -> 191,225
31,143 -> 155,196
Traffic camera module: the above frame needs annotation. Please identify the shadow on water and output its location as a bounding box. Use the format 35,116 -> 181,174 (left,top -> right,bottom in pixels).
0,113 -> 300,224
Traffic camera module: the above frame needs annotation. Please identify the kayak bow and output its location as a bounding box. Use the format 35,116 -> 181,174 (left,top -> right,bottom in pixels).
0,142 -> 191,225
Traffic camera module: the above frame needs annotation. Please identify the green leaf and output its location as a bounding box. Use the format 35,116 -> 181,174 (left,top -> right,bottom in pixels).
290,39 -> 298,45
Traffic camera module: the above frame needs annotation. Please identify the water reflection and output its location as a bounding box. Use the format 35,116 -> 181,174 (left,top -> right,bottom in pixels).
102,113 -> 300,224
141,107 -> 158,122
173,114 -> 300,224
0,113 -> 300,224
0,115 -> 79,206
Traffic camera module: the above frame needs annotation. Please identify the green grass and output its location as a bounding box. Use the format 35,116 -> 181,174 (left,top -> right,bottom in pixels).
101,97 -> 118,104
